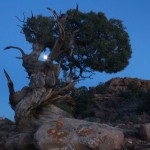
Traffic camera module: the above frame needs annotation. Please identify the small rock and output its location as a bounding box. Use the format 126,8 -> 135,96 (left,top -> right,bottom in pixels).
127,138 -> 132,144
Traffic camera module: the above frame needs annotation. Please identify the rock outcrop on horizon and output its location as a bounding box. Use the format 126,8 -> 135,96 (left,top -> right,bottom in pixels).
107,77 -> 150,92
74,77 -> 150,150
94,77 -> 150,101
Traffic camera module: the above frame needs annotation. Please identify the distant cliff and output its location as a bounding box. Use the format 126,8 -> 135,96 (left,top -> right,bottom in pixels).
94,77 -> 150,101
106,77 -> 150,92
74,77 -> 150,124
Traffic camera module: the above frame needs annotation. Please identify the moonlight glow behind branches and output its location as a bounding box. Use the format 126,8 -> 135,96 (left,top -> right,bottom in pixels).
39,53 -> 49,61
43,54 -> 48,60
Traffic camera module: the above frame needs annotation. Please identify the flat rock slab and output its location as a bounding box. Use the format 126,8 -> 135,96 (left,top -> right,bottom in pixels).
35,118 -> 124,150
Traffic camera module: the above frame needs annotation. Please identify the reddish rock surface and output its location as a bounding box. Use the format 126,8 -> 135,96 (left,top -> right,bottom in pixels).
35,118 -> 124,150
107,77 -> 150,93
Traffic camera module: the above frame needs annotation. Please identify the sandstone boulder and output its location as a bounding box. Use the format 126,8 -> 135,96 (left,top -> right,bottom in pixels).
139,123 -> 150,142
41,104 -> 73,119
35,118 -> 124,150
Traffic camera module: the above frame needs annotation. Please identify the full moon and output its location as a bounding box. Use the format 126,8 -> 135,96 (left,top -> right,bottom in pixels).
43,54 -> 48,60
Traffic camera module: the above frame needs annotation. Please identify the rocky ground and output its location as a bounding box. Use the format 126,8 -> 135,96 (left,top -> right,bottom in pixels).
0,118 -> 15,149
74,77 -> 150,150
0,77 -> 150,149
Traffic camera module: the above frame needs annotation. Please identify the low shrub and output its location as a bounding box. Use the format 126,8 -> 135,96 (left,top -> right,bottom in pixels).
55,101 -> 74,114
71,86 -> 97,118
95,82 -> 109,94
119,80 -> 142,99
137,90 -> 150,115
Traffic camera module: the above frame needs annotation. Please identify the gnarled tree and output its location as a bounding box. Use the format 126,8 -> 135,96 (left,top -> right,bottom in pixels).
4,6 -> 131,150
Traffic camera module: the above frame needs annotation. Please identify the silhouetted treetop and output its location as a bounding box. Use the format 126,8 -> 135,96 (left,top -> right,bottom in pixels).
3,7 -> 132,149
21,7 -> 131,79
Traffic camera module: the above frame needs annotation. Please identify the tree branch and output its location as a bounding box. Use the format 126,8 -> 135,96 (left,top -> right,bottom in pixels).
4,46 -> 26,57
67,4 -> 79,20
3,69 -> 16,109
47,7 -> 66,60
16,12 -> 26,23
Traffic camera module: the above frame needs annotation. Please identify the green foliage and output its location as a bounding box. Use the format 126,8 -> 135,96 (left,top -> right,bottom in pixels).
63,10 -> 132,75
95,82 -> 109,94
137,90 -> 150,115
72,86 -> 97,117
22,8 -> 132,80
71,86 -> 89,97
127,80 -> 141,96
23,15 -> 56,48
119,80 -> 142,99
55,101 -> 73,114
3,118 -> 13,124
119,80 -> 150,115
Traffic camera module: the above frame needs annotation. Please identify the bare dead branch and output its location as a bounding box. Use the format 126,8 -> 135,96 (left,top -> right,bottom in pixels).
58,81 -> 76,94
45,89 -> 53,100
47,5 -> 78,61
55,60 -> 61,77
17,25 -> 23,29
16,56 -> 23,59
80,74 -> 93,79
69,29 -> 79,56
47,7 -> 58,19
67,4 -> 79,20
50,95 -> 63,102
47,7 -> 66,60
47,7 -> 65,40
4,69 -> 16,109
16,12 -> 26,23
4,69 -> 12,84
72,4 -> 78,18
31,11 -> 34,18
4,46 -> 26,56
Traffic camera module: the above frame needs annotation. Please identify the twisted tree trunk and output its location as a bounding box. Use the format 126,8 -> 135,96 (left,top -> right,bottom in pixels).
3,7 -> 124,150
4,42 -> 75,150
3,8 -> 77,149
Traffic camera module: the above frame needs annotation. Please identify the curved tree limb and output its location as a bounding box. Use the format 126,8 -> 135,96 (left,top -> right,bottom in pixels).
4,46 -> 26,57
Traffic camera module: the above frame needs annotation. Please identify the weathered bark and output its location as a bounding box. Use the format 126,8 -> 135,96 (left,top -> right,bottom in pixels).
3,6 -> 124,149
4,55 -> 75,149
4,9 -> 76,149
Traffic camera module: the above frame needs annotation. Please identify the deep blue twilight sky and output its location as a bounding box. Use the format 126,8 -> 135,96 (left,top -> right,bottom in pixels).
0,0 -> 150,120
